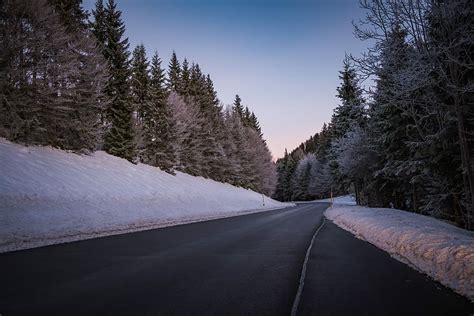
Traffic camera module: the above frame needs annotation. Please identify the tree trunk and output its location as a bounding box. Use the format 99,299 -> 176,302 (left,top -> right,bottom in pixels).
455,95 -> 474,229
412,183 -> 418,213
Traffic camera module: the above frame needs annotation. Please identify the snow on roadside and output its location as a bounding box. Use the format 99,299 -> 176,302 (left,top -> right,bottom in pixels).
325,203 -> 474,301
0,139 -> 293,253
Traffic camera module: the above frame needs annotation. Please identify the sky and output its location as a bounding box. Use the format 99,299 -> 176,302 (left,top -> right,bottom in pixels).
83,0 -> 370,159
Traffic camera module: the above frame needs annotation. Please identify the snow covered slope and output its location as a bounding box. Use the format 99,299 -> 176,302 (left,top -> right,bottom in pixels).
0,139 -> 292,253
326,203 -> 474,301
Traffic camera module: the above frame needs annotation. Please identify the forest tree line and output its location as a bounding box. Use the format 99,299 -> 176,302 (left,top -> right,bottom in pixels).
0,0 -> 276,195
274,0 -> 473,230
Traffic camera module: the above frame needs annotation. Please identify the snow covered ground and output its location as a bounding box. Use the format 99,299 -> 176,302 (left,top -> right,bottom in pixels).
326,199 -> 474,301
0,139 -> 292,253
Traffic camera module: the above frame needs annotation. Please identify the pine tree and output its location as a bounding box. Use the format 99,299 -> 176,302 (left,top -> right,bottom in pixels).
203,74 -> 227,182
189,63 -> 204,99
243,106 -> 251,127
273,151 -> 289,200
145,52 -> 176,173
130,44 -> 149,125
48,0 -> 88,32
1,0 -> 106,151
99,0 -> 136,162
332,56 -> 366,138
248,112 -> 263,138
130,44 -> 150,122
351,23 -> 419,209
179,58 -> 190,95
206,74 -> 220,107
167,51 -> 181,92
185,62 -> 220,179
233,94 -> 244,120
283,153 -> 297,201
91,0 -> 106,46
327,56 -> 367,198
428,0 -> 474,228
130,43 -> 150,159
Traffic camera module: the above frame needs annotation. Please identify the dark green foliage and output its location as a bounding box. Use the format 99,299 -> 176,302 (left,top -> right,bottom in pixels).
332,56 -> 366,138
96,0 -> 136,162
167,51 -> 181,92
130,44 -> 149,124
48,0 -> 88,31
91,0 -> 106,45
233,95 -> 244,120
179,58 -> 191,95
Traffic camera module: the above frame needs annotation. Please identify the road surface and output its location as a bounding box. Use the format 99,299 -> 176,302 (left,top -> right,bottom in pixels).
0,203 -> 472,315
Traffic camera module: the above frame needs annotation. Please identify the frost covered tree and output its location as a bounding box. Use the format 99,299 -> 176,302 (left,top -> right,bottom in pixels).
168,91 -> 204,176
428,0 -> 474,228
291,155 -> 314,200
332,56 -> 366,138
141,52 -> 176,173
332,127 -> 376,204
0,0 -> 106,151
347,0 -> 473,228
307,158 -> 332,199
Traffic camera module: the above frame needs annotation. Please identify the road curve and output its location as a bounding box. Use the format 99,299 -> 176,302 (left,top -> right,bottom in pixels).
0,202 -> 472,315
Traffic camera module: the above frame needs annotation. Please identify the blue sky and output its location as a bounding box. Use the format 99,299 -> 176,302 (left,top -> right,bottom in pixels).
83,0 -> 370,159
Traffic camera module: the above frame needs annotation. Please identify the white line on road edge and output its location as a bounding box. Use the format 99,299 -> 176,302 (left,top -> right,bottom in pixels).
290,217 -> 326,316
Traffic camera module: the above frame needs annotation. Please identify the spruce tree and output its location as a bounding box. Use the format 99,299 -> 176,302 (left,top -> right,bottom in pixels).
332,56 -> 366,138
233,95 -> 244,120
206,74 -> 220,107
167,51 -> 181,92
243,107 -> 252,127
283,153 -> 297,201
367,25 -> 414,208
1,0 -> 106,151
146,52 -> 176,173
179,58 -> 190,95
48,0 -> 88,32
91,0 -> 106,45
273,152 -> 289,200
249,112 -> 263,137
203,74 -> 227,182
189,63 -> 204,99
99,0 -> 136,162
130,44 -> 149,125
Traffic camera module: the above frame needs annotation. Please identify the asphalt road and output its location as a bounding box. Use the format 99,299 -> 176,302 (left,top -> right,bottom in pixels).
0,203 -> 472,315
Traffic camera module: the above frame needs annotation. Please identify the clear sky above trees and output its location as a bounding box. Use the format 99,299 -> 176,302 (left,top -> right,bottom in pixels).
83,0 -> 371,158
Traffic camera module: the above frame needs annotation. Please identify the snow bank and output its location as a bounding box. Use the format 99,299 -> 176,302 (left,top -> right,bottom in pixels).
0,139 -> 292,253
326,204 -> 474,301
